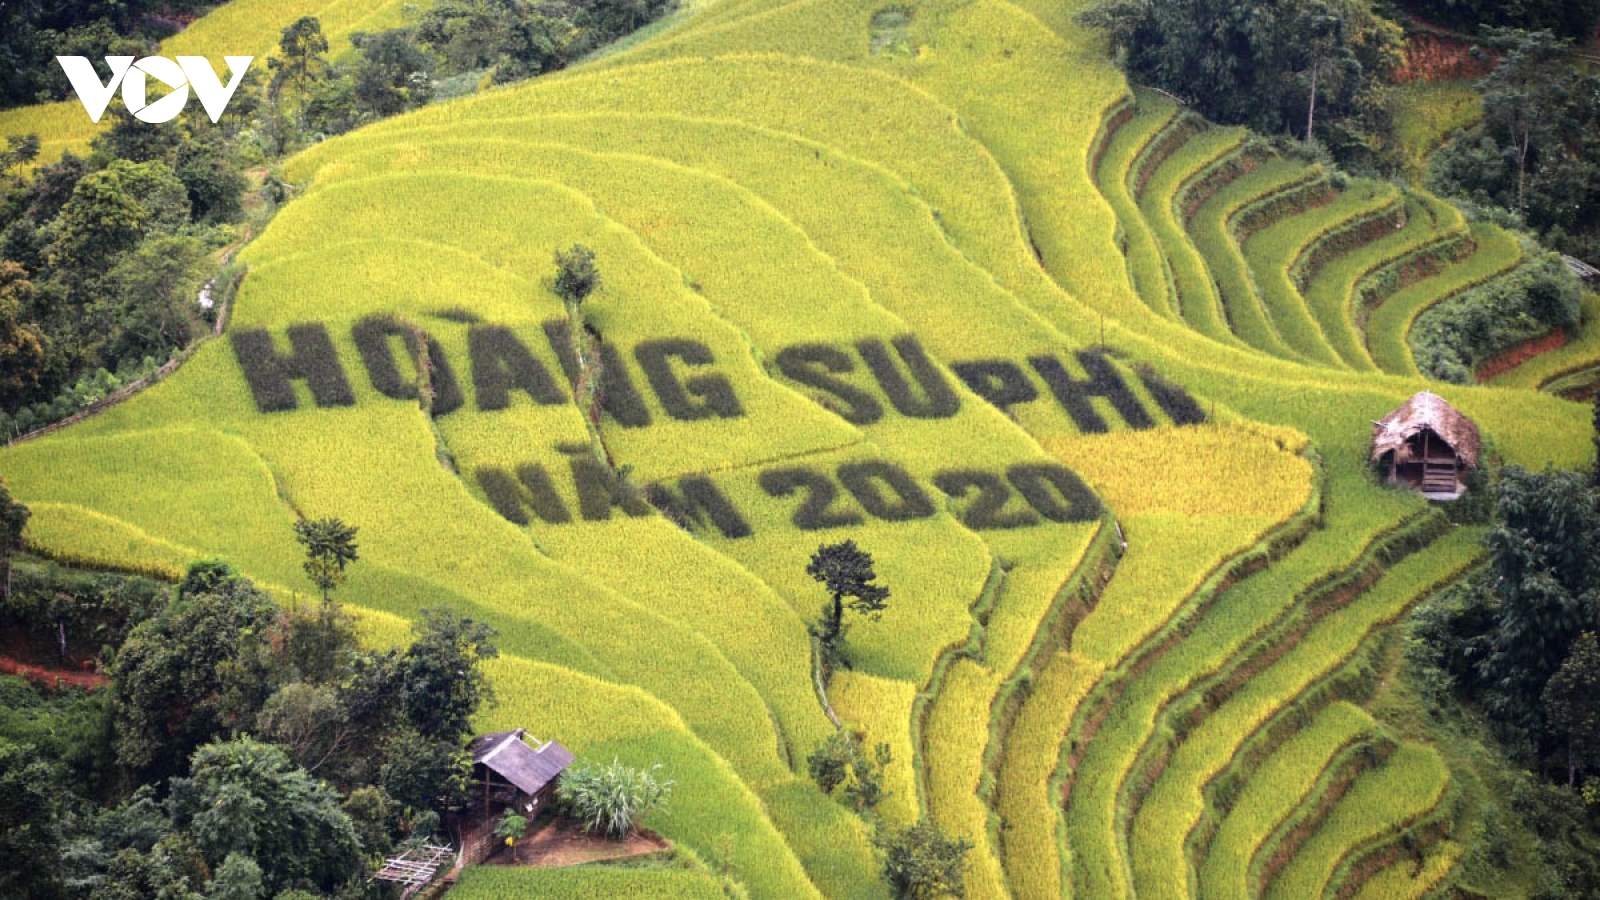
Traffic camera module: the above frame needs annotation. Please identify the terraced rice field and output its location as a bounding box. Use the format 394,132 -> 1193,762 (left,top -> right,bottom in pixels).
1,0 -> 1595,896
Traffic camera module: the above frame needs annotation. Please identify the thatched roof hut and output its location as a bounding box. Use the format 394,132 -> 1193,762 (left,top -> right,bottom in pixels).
1371,391 -> 1480,499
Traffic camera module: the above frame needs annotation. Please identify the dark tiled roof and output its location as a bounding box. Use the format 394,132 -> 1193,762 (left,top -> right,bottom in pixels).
1371,391 -> 1481,468
469,729 -> 574,796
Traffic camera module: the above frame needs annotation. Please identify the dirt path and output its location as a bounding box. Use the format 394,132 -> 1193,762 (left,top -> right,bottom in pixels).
490,818 -> 670,868
0,654 -> 108,689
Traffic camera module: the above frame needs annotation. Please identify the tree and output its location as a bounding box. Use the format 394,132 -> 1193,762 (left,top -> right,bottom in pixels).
1076,0 -> 1400,162
1478,467 -> 1600,731
399,608 -> 498,742
808,728 -> 892,812
558,759 -> 673,838
807,540 -> 891,668
378,727 -> 471,812
875,819 -> 973,899
204,853 -> 263,900
1543,632 -> 1600,786
93,234 -> 208,363
350,29 -> 434,119
112,565 -> 279,778
0,479 -> 28,600
808,729 -> 854,794
172,737 -> 362,896
494,811 -> 529,862
0,135 -> 40,178
0,263 -> 48,409
0,740 -> 70,899
1480,30 -> 1573,214
268,17 -> 333,108
553,243 -> 600,308
293,516 -> 359,603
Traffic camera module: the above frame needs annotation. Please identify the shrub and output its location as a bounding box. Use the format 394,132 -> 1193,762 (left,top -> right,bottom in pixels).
875,819 -> 973,899
559,759 -> 674,838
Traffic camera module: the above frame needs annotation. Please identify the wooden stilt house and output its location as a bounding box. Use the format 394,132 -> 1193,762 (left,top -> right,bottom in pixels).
468,729 -> 574,818
1371,391 -> 1481,500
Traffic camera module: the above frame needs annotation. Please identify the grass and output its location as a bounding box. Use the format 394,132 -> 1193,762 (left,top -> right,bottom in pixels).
1242,180 -> 1399,368
1093,95 -> 1182,318
449,863 -> 727,900
1197,701 -> 1378,898
1264,743 -> 1450,900
995,652 -> 1103,900
1189,159 -> 1323,361
1137,125 -> 1248,344
1390,79 -> 1482,185
1365,222 -> 1523,376
1299,192 -> 1466,372
1129,526 -> 1482,899
826,671 -> 921,826
1490,291 -> 1600,390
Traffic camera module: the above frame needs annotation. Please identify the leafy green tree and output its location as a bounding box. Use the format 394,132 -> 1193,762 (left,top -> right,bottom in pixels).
293,516 -> 359,603
0,136 -> 40,180
1398,0 -> 1600,39
0,263 -> 47,409
173,737 -> 362,896
807,539 -> 891,668
204,852 -> 263,900
808,728 -> 892,812
495,811 -> 529,861
808,729 -> 854,794
93,234 -> 208,362
875,819 -> 973,899
90,836 -> 207,900
378,727 -> 471,812
268,17 -> 333,107
45,159 -> 190,279
0,739 -> 70,899
1480,467 -> 1600,730
1430,29 -> 1600,258
1076,0 -> 1401,157
559,759 -> 673,838
112,565 -> 279,778
350,29 -> 435,119
0,479 -> 29,600
553,243 -> 600,308
1592,393 -> 1599,488
1544,632 -> 1600,786
255,682 -> 347,773
399,608 -> 498,742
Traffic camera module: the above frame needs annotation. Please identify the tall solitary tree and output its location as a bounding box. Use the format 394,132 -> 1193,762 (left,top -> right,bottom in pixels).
268,16 -> 333,107
553,244 -> 600,310
807,540 -> 891,668
293,517 -> 359,603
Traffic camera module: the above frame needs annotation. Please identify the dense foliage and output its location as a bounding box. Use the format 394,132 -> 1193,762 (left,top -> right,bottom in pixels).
0,529 -> 499,898
1409,248 -> 1583,382
1397,0 -> 1600,40
0,1 -> 213,109
0,0 -> 678,437
1076,0 -> 1404,168
1410,465 -> 1600,764
1429,30 -> 1600,262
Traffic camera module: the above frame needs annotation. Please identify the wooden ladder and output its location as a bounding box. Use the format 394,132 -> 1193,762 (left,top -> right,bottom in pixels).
1421,461 -> 1457,493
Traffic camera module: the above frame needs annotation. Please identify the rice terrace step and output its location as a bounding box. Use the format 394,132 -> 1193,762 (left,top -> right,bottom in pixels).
0,0 -> 1595,898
